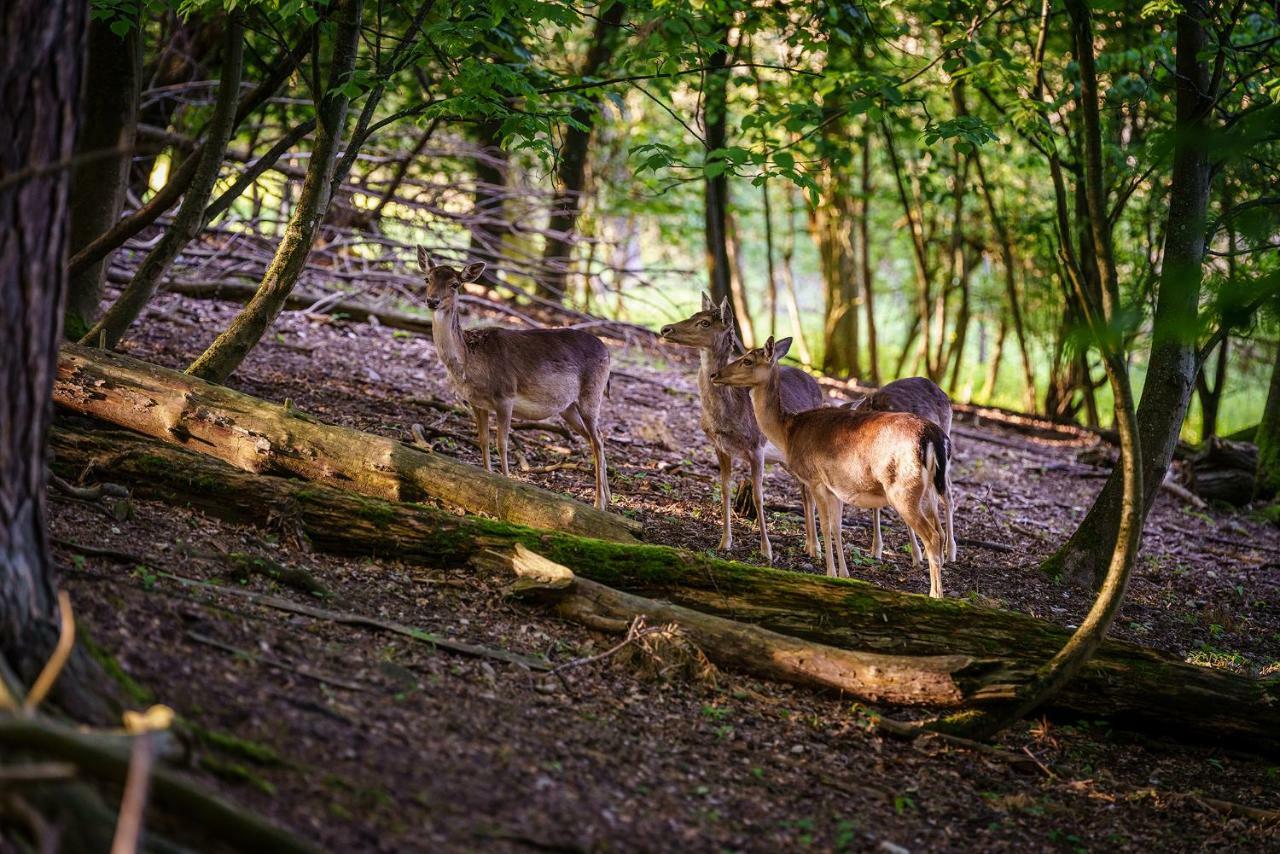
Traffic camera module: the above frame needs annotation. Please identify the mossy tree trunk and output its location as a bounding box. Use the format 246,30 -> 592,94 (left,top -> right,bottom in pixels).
186,1 -> 361,384
54,343 -> 638,542
65,12 -> 141,341
50,425 -> 1280,756
1256,342 -> 1280,499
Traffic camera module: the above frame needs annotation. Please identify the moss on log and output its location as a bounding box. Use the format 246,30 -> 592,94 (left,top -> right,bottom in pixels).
51,424 -> 1280,756
54,343 -> 637,542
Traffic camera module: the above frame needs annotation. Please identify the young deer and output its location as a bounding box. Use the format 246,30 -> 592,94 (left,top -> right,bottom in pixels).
417,248 -> 612,509
847,378 -> 957,562
714,337 -> 951,598
660,294 -> 824,563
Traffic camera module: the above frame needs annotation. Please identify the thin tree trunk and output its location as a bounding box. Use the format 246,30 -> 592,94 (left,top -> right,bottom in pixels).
703,43 -> 736,335
187,1 -> 361,384
979,316 -> 1008,402
726,211 -> 757,347
946,246 -> 973,395
65,14 -> 141,340
538,0 -> 627,301
1256,342 -> 1280,498
882,119 -> 933,381
762,179 -> 778,339
974,156 -> 1037,412
0,0 -> 85,695
467,119 -> 510,290
1196,336 -> 1228,439
1048,0 -> 1216,588
67,31 -> 313,280
82,19 -> 244,349
203,116 -> 316,223
859,134 -> 880,385
778,188 -> 814,365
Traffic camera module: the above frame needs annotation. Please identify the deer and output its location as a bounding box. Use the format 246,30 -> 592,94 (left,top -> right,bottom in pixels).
846,377 -> 957,563
416,248 -> 612,510
659,294 -> 824,564
713,337 -> 951,598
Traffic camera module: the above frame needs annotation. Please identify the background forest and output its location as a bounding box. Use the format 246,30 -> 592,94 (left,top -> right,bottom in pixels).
3,0 -> 1280,849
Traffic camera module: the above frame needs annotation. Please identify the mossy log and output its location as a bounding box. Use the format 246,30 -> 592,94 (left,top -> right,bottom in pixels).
51,424 -> 1280,756
54,343 -> 637,542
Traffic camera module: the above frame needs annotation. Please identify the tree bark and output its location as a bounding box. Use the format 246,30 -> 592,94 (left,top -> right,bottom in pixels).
466,118 -> 511,290
813,180 -> 859,378
0,0 -> 85,692
54,343 -> 638,543
1047,0 -> 1215,587
49,425 -> 1280,756
186,2 -> 361,384
703,44 -> 736,336
1256,342 -> 1280,498
67,30 -> 313,280
82,18 -> 244,349
859,134 -> 880,385
538,0 -> 627,301
65,14 -> 141,340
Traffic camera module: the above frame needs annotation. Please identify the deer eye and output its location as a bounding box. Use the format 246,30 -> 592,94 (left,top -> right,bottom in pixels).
742,359 -> 753,367
698,320 -> 710,328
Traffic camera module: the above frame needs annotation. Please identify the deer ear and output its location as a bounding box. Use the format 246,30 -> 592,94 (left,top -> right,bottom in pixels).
460,261 -> 486,283
772,337 -> 793,362
701,291 -> 715,312
763,336 -> 775,360
718,296 -> 731,324
416,246 -> 433,272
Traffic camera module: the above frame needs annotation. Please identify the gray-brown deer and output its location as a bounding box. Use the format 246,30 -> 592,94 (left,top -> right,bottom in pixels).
660,294 -> 824,563
847,377 -> 957,562
417,248 -> 612,509
714,337 -> 951,597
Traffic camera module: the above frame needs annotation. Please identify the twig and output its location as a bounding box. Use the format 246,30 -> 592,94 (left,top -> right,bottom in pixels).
542,617 -> 674,678
186,631 -> 370,692
51,537 -> 144,564
111,731 -> 157,854
0,762 -> 77,786
955,537 -> 1015,554
25,591 -> 74,713
162,572 -> 550,671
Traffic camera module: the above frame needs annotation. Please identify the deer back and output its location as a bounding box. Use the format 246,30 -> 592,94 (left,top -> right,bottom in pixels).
865,377 -> 952,436
459,326 -> 608,413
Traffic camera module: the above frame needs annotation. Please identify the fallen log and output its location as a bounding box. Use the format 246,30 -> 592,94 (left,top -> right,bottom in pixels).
53,343 -> 637,543
156,278 -> 434,335
50,424 -> 1280,756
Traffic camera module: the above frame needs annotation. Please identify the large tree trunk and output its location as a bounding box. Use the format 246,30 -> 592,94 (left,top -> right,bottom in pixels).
0,0 -> 85,690
49,425 -> 1280,756
858,134 -> 880,385
54,344 -> 638,543
65,14 -> 142,341
537,0 -> 626,301
187,2 -> 361,384
813,178 -> 860,377
82,18 -> 244,349
1047,0 -> 1215,588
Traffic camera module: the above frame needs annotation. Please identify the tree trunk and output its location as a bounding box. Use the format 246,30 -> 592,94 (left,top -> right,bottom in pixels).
54,343 -> 638,543
49,425 -> 1280,756
859,135 -> 880,385
1047,0 -> 1215,587
882,119 -> 933,382
68,31 -> 312,280
0,0 -> 85,691
465,119 -> 510,290
1196,336 -> 1228,440
703,44 -> 735,335
778,187 -> 814,365
813,180 -> 859,377
65,14 -> 141,340
726,211 -> 758,347
979,316 -> 1008,402
83,19 -> 244,349
1256,342 -> 1280,499
186,2 -> 361,384
538,0 -> 627,301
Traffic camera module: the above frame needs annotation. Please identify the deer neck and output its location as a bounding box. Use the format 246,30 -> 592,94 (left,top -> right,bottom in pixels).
749,367 -> 791,453
432,300 -> 468,382
698,330 -> 741,395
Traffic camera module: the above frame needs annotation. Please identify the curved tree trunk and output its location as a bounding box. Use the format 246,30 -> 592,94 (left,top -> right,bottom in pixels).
82,18 -> 244,349
0,0 -> 85,693
187,1 -> 362,384
703,43 -> 735,335
1046,0 -> 1215,588
537,0 -> 627,301
65,13 -> 141,340
1255,342 -> 1280,499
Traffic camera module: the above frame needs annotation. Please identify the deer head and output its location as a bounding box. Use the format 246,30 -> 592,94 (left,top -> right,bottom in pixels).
416,246 -> 485,311
658,292 -> 734,347
712,336 -> 792,387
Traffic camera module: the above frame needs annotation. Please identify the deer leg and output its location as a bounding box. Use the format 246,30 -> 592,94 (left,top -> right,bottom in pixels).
494,400 -> 513,478
582,410 -> 610,510
944,492 -> 957,561
907,523 -> 922,569
832,498 -> 849,578
894,490 -> 946,598
750,448 -> 771,565
813,487 -> 838,578
715,450 -> 733,552
870,508 -> 883,559
800,483 -> 819,559
474,408 -> 491,472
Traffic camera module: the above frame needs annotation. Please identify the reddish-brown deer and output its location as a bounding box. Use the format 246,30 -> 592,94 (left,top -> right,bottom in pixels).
847,377 -> 957,562
660,294 -> 824,563
417,248 -> 612,509
714,337 -> 951,597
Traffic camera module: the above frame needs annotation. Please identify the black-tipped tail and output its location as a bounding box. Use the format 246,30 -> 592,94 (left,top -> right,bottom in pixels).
920,429 -> 948,496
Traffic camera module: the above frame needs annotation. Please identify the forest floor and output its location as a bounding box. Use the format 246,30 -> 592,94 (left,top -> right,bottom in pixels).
51,288 -> 1280,851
